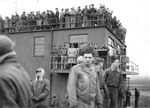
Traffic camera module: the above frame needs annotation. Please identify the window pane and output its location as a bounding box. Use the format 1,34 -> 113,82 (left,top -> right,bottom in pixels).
70,34 -> 88,43
34,37 -> 45,56
35,37 -> 45,44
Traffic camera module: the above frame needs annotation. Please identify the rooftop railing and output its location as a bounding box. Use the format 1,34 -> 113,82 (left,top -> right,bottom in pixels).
3,17 -> 125,42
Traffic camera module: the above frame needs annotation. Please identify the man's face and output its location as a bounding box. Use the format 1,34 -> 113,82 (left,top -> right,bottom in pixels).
95,62 -> 103,70
36,70 -> 42,77
95,64 -> 100,71
99,62 -> 103,68
113,59 -> 120,69
83,53 -> 94,66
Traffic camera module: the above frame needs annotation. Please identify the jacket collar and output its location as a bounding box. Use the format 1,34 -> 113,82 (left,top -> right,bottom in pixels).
0,51 -> 16,64
81,64 -> 95,75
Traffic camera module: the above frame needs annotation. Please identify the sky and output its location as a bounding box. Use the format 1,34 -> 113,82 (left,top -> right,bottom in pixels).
0,0 -> 150,78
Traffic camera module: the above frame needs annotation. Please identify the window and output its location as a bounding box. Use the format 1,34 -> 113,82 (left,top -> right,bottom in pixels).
34,36 -> 45,56
108,37 -> 115,47
70,34 -> 88,48
108,37 -> 117,56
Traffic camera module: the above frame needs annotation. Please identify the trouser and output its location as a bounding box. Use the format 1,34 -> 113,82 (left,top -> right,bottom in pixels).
135,97 -> 139,108
61,55 -> 67,69
65,17 -> 70,28
103,94 -> 109,108
83,16 -> 88,27
126,97 -> 130,106
108,87 -> 118,108
118,97 -> 123,108
100,89 -> 104,108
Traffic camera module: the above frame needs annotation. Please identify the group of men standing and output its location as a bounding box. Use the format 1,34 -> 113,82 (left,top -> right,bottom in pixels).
67,45 -> 123,108
0,34 -> 140,108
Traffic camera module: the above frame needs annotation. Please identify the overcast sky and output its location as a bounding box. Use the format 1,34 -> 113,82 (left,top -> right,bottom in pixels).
0,0 -> 150,78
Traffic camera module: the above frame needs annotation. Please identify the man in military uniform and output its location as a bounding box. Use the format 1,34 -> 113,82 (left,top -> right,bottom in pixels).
59,8 -> 65,28
104,56 -> 123,108
82,5 -> 88,27
94,57 -> 108,108
70,7 -> 76,28
134,88 -> 140,108
90,4 -> 97,26
67,45 -> 102,108
126,88 -> 131,106
55,8 -> 59,28
0,35 -> 31,107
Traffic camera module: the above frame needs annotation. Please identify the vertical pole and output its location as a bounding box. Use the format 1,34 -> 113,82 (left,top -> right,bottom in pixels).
49,29 -> 53,104
15,0 -> 17,13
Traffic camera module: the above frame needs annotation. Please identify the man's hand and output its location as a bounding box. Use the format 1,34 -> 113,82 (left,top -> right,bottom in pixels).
70,102 -> 78,108
32,96 -> 36,101
35,97 -> 40,101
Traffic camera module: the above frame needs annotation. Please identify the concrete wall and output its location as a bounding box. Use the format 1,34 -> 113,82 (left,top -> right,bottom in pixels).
53,27 -> 106,47
11,32 -> 51,79
104,28 -> 124,46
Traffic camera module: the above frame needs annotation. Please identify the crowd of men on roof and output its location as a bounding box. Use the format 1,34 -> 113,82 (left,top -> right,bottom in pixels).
0,4 -> 126,41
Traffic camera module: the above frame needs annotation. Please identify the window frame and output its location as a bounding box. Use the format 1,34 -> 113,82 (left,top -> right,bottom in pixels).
33,36 -> 45,57
69,34 -> 88,43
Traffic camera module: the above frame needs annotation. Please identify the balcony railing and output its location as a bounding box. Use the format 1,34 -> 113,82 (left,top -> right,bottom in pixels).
50,56 -> 78,72
124,60 -> 139,75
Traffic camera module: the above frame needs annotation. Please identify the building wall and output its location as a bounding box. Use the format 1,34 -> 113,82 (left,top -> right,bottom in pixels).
104,28 -> 124,46
10,32 -> 51,80
9,27 -> 123,103
52,27 -> 106,47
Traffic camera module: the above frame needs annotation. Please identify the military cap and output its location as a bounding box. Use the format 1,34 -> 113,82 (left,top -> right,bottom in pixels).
94,57 -> 104,65
80,45 -> 94,56
0,35 -> 15,56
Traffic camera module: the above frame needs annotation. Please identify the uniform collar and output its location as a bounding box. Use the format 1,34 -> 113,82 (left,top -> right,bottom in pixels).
0,51 -> 16,64
81,64 -> 95,75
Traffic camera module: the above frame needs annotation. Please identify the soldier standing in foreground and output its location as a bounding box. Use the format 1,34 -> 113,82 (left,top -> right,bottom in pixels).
67,45 -> 102,108
0,34 -> 31,107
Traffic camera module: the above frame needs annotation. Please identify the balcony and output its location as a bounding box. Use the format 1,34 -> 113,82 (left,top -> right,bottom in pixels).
122,60 -> 139,75
50,56 -> 78,73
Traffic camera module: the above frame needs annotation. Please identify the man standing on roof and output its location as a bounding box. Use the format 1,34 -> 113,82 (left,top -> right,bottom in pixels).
31,68 -> 50,108
67,45 -> 102,108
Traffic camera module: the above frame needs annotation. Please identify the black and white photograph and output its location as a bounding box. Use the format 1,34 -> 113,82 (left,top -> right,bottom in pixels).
0,0 -> 150,108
